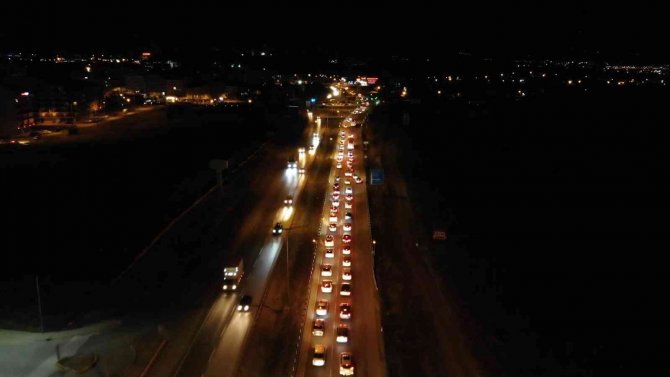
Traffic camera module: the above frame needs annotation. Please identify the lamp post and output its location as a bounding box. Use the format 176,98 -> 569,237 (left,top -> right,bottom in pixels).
285,230 -> 290,309
372,240 -> 376,256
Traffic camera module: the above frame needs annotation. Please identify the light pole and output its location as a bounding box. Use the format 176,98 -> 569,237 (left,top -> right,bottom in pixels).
36,275 -> 44,332
285,230 -> 290,309
372,240 -> 376,256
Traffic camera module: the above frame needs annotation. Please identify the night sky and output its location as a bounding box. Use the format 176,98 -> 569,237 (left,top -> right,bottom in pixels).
1,3 -> 668,62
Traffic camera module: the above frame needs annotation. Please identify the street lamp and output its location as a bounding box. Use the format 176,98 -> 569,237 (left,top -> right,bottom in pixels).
372,240 -> 376,256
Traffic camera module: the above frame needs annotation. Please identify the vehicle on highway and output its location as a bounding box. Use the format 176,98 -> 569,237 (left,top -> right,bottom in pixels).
335,176 -> 340,183
316,300 -> 328,316
329,213 -> 338,223
325,248 -> 335,258
334,182 -> 340,189
343,223 -> 352,232
345,212 -> 353,220
331,205 -> 338,213
344,170 -> 353,177
345,187 -> 353,194
336,155 -> 343,162
340,352 -> 354,375
342,255 -> 352,267
313,344 -> 326,367
298,167 -> 306,174
336,162 -> 342,169
287,157 -> 297,169
309,145 -> 315,152
344,201 -> 353,209
342,245 -> 351,255
312,319 -> 325,337
342,235 -> 351,244
321,264 -> 333,277
272,223 -> 283,235
284,195 -> 293,206
340,282 -> 351,296
321,280 -> 333,293
344,178 -> 351,185
339,303 -> 351,319
332,192 -> 340,201
342,268 -> 352,281
329,223 -> 337,232
345,193 -> 353,202
332,199 -> 340,207
354,175 -> 362,183
222,259 -> 244,291
324,235 -> 334,247
299,147 -> 305,154
237,295 -> 252,311
336,324 -> 349,343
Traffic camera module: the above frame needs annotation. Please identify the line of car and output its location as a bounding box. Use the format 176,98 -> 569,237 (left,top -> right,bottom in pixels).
309,128 -> 363,375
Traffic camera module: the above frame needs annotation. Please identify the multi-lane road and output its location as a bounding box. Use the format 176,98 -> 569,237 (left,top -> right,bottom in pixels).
295,114 -> 387,377
153,97 -> 387,377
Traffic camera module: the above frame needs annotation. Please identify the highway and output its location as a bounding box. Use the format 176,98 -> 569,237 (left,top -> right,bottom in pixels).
296,106 -> 387,377
171,110 -> 326,377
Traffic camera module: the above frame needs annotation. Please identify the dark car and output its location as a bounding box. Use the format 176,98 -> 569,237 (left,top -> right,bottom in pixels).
272,222 -> 283,235
237,295 -> 252,311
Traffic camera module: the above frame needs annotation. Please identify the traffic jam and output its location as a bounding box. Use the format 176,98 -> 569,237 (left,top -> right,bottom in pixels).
305,111 -> 365,376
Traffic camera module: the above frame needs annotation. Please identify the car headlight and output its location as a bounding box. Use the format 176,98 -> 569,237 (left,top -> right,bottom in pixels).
232,284 -> 236,290
223,285 -> 227,290
237,305 -> 243,310
244,305 -> 249,311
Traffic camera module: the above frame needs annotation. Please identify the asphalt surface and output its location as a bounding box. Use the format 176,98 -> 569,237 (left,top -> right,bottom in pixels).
170,113 -> 324,377
296,115 -> 387,377
365,111 -> 483,377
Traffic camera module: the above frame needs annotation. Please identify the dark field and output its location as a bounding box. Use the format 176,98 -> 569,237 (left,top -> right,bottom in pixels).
377,87 -> 668,376
0,107 -> 303,329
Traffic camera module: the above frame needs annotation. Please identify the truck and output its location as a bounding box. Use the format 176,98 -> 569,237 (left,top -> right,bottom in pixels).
222,259 -> 244,291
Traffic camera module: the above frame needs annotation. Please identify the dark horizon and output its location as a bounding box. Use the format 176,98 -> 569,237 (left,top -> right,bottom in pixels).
2,4 -> 669,63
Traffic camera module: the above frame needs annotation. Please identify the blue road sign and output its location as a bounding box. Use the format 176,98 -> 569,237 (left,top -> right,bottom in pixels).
370,169 -> 384,185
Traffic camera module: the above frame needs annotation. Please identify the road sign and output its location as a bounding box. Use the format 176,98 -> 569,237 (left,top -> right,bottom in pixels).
433,230 -> 447,241
369,169 -> 384,185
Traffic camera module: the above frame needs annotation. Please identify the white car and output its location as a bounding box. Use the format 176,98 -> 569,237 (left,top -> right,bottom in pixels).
329,214 -> 338,223
340,282 -> 351,296
336,162 -> 342,169
343,223 -> 352,232
325,248 -> 335,258
342,255 -> 352,267
345,187 -> 353,195
342,268 -> 352,281
316,300 -> 328,316
344,178 -> 351,185
342,245 -> 351,255
332,200 -> 340,208
324,236 -> 334,247
313,344 -> 326,367
344,201 -> 353,209
354,175 -> 362,183
329,223 -> 337,232
321,264 -> 332,277
334,176 -> 340,183
336,324 -> 349,343
298,147 -> 305,154
312,319 -> 325,336
339,303 -> 351,319
344,170 -> 353,177
340,352 -> 354,375
321,280 -> 333,293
